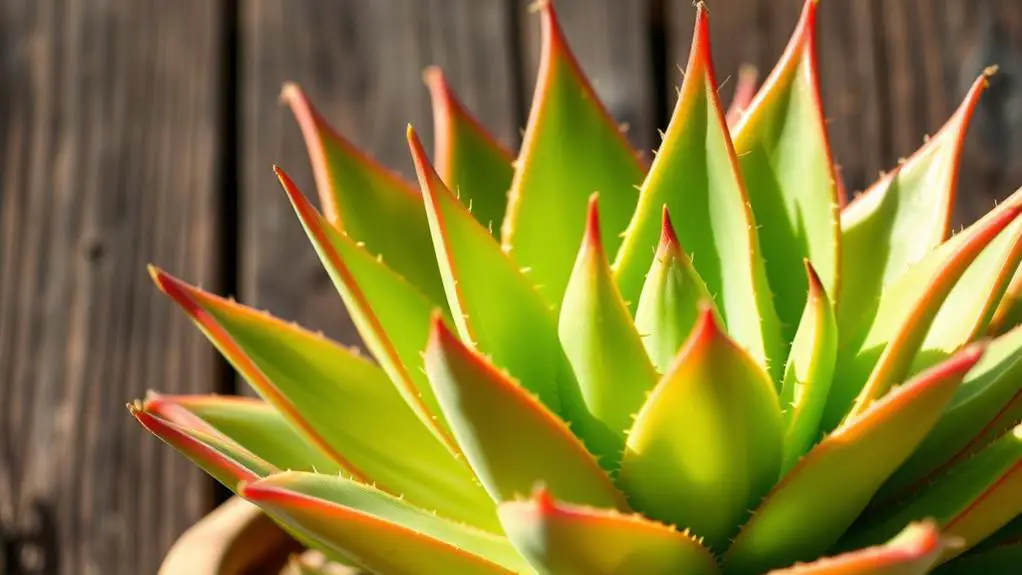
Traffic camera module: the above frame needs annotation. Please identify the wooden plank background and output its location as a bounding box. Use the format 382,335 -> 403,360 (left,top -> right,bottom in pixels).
2,0 -> 1021,573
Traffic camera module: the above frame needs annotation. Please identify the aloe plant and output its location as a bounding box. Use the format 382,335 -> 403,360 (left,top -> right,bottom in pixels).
133,1 -> 1022,573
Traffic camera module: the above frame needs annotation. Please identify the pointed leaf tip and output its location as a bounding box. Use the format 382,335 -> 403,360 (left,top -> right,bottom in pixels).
622,301 -> 782,551
422,65 -> 514,237
498,488 -> 719,575
765,521 -> 950,575
425,316 -> 627,512
614,0 -> 782,379
584,193 -> 603,255
659,206 -> 681,252
502,0 -> 644,309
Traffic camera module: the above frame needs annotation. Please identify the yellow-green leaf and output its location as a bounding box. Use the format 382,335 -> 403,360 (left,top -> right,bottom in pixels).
613,5 -> 782,379
241,472 -> 531,575
424,66 -> 514,238
634,207 -> 719,374
149,268 -> 497,530
824,202 -> 1022,429
766,521 -> 952,575
878,324 -> 1022,500
277,167 -> 456,451
843,424 -> 1022,563
144,394 -> 340,474
424,316 -> 627,513
558,195 -> 658,463
733,0 -> 841,341
502,1 -> 645,309
130,405 -> 275,489
780,261 -> 838,473
282,83 -> 446,304
724,346 -> 983,574
619,308 -> 782,552
497,487 -> 719,575
837,71 -> 993,337
409,127 -> 565,415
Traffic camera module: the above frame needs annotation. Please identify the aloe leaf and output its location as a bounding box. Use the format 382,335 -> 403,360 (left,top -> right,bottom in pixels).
723,346 -> 984,574
732,0 -> 841,341
780,261 -> 838,473
423,316 -> 628,512
619,308 -> 782,551
502,1 -> 645,309
281,83 -> 446,304
276,167 -> 456,449
989,266 -> 1022,336
149,268 -> 497,530
725,65 -> 758,129
241,472 -> 531,575
408,127 -> 562,414
634,207 -> 720,374
877,324 -> 1022,500
837,70 -> 993,336
766,521 -> 952,575
497,487 -> 719,575
823,202 -> 1022,429
130,405 -> 275,488
843,424 -> 1022,562
935,517 -> 1022,574
613,5 -> 782,380
424,66 -> 514,238
144,394 -> 340,474
557,195 -> 658,458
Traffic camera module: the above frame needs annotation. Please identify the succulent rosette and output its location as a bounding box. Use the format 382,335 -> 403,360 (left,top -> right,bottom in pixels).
134,1 -> 1022,573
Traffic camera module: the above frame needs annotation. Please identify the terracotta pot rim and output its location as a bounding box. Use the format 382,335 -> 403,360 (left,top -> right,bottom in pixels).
159,496 -> 299,575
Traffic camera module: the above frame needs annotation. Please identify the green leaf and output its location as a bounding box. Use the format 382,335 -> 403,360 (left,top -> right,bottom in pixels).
779,261 -> 838,473
989,266 -> 1022,336
144,394 -> 340,474
766,521 -> 952,575
877,324 -> 1022,500
130,405 -> 275,489
613,5 -> 782,380
497,487 -> 719,575
282,83 -> 446,305
408,127 -> 562,414
276,167 -> 456,450
823,202 -> 1022,429
619,308 -> 782,552
935,517 -> 1022,574
634,207 -> 719,374
732,0 -> 841,342
557,195 -> 658,460
909,208 -> 1022,375
723,346 -> 984,574
502,1 -> 645,309
423,316 -> 628,512
843,424 -> 1022,562
149,268 -> 498,531
424,66 -> 514,238
241,472 -> 531,575
837,70 -> 993,338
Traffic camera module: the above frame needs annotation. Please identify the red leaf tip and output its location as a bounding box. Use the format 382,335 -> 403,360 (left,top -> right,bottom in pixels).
148,266 -> 203,321
691,301 -> 724,346
658,206 -> 682,254
583,193 -> 604,255
531,484 -> 556,514
803,258 -> 825,298
425,309 -> 458,355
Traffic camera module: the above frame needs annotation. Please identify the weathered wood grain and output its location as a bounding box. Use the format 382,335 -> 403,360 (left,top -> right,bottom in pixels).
241,0 -> 520,364
520,0 -> 657,153
0,1 -> 222,573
